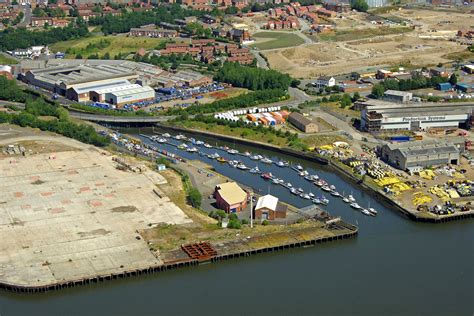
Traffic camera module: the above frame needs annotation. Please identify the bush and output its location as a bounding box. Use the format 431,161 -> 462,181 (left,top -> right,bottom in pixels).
261,220 -> 269,226
241,219 -> 249,225
228,218 -> 241,229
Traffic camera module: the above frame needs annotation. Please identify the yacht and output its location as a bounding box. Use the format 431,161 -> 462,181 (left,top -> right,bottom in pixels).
237,163 -> 248,170
361,208 -> 372,216
322,186 -> 332,192
329,185 -> 336,191
162,133 -> 171,138
342,196 -> 350,203
177,143 -> 188,150
330,191 -> 341,197
203,143 -> 212,148
319,196 -> 329,205
295,164 -> 304,171
299,170 -> 309,177
310,174 -> 319,180
301,193 -> 311,200
244,151 -> 251,156
174,134 -> 186,140
348,195 -> 356,203
286,182 -> 293,188
227,149 -> 239,155
195,140 -> 204,146
208,152 -> 220,159
228,160 -> 239,168
261,157 -> 273,164
290,188 -> 299,195
308,192 -> 315,198
261,172 -> 273,180
186,147 -> 198,153
297,187 -> 304,193
314,179 -> 325,187
271,178 -> 280,184
158,138 -> 167,143
368,208 -> 378,215
249,166 -> 260,174
304,175 -> 314,181
250,155 -> 260,160
350,202 -> 361,210
312,198 -> 321,204
276,161 -> 288,167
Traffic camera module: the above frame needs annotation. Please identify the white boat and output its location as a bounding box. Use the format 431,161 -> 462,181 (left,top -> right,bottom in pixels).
237,163 -> 248,170
319,196 -> 329,205
203,143 -> 212,148
244,151 -> 251,156
295,164 -> 304,171
175,134 -> 186,140
304,175 -> 314,181
368,208 -> 378,215
195,140 -> 204,146
312,198 -> 321,204
299,170 -> 309,177
261,158 -> 273,164
276,161 -> 288,167
162,133 -> 171,138
208,152 -> 220,159
348,195 -> 356,203
249,166 -> 260,174
286,182 -> 293,188
322,186 -> 331,192
361,208 -> 372,216
250,155 -> 260,160
331,191 -> 341,197
350,202 -> 361,210
158,138 -> 167,143
177,143 -> 188,150
227,149 -> 239,155
342,197 -> 350,203
302,194 -> 311,200
297,187 -> 304,193
271,178 -> 280,184
329,185 -> 336,191
310,174 -> 319,180
314,179 -> 325,187
309,192 -> 315,198
187,147 -> 198,153
290,188 -> 299,195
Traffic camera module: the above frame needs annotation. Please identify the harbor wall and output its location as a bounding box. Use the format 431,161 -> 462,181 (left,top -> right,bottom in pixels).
0,226 -> 357,293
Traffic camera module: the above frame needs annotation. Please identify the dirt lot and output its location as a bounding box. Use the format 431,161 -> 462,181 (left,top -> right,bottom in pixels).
260,8 -> 472,78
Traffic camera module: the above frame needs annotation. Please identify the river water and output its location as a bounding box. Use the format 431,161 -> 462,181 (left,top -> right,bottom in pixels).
0,128 -> 472,316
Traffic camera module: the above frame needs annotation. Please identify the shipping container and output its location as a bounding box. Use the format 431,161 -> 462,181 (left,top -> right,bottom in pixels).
390,136 -> 411,142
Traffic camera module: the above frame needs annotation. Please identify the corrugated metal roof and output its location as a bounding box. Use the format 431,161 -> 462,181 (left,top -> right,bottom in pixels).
256,194 -> 278,211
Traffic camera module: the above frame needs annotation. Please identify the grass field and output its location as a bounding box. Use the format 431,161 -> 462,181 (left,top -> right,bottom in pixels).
442,49 -> 474,61
252,32 -> 305,50
50,35 -> 171,58
0,54 -> 18,64
315,26 -> 413,42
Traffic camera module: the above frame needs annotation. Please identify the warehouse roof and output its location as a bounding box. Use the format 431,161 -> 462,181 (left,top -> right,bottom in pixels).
110,85 -> 155,97
93,83 -> 140,95
255,194 -> 278,211
385,140 -> 459,158
72,79 -> 131,94
288,112 -> 314,126
384,90 -> 412,97
215,182 -> 247,205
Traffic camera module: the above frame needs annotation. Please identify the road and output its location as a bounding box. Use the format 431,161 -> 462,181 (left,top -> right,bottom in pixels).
17,4 -> 31,27
251,50 -> 269,70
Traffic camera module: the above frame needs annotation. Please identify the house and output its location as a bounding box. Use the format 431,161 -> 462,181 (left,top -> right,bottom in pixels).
376,69 -> 392,79
461,64 -> 474,74
227,28 -> 250,43
383,90 -> 413,103
288,112 -> 319,133
430,67 -> 452,78
214,182 -> 248,213
313,76 -> 335,88
254,194 -> 287,220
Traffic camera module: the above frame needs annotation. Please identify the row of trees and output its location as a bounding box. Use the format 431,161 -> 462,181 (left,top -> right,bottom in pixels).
0,21 -> 88,51
371,75 -> 449,98
215,62 -> 294,91
167,89 -> 288,115
89,5 -> 206,35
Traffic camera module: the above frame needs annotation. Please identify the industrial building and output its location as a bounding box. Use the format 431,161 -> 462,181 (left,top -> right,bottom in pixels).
89,84 -> 155,106
360,101 -> 474,132
23,64 -> 138,98
214,182 -> 248,213
379,140 -> 460,170
254,195 -> 287,220
383,90 -> 413,103
288,112 -> 319,133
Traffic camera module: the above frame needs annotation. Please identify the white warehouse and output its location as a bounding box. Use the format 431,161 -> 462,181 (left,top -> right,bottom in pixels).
89,84 -> 155,106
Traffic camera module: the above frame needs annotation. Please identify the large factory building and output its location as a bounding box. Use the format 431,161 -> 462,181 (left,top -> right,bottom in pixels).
360,100 -> 474,132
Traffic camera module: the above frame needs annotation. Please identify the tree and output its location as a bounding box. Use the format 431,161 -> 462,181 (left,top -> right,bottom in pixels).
352,92 -> 361,102
340,93 -> 352,108
75,54 -> 83,59
187,187 -> 202,208
351,0 -> 368,12
372,83 -> 385,98
448,74 -> 458,86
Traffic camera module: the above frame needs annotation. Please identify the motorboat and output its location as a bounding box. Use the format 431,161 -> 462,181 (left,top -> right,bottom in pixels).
217,157 -> 227,163
228,160 -> 239,168
309,192 -> 315,198
249,166 -> 260,174
227,149 -> 239,155
310,174 -> 319,180
290,188 -> 299,195
261,157 -> 273,164
342,196 -> 350,203
261,172 -> 273,180
329,185 -> 336,191
350,202 -> 361,210
237,163 -> 248,170
177,143 -> 188,150
361,208 -> 372,216
301,193 -> 311,200
186,147 -> 198,153
295,164 -> 304,171
312,198 -> 321,204
314,179 -> 325,187
330,191 -> 341,197
174,134 -> 186,140
286,182 -> 293,188
189,138 -> 196,143
195,140 -> 204,146
244,151 -> 251,156
208,152 -> 220,159
322,186 -> 332,192
157,138 -> 167,143
368,207 -> 378,215
250,155 -> 262,161
276,161 -> 288,167
319,196 -> 329,205
203,143 -> 212,148
162,133 -> 171,138
348,195 -> 356,203
299,170 -> 309,177
271,178 -> 280,184
304,175 -> 314,181
297,187 -> 304,193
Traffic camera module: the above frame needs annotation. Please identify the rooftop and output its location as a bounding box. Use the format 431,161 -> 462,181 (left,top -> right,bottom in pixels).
215,182 -> 247,205
384,90 -> 412,97
385,140 -> 459,158
289,112 -> 314,126
256,194 -> 278,211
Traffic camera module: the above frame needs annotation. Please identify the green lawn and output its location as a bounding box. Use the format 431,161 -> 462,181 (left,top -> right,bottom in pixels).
50,35 -> 172,58
314,26 -> 413,42
251,32 -> 305,50
0,54 -> 18,64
